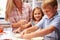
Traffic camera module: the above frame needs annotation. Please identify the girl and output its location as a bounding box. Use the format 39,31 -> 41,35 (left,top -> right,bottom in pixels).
31,7 -> 44,26
19,7 -> 44,40
13,7 -> 44,33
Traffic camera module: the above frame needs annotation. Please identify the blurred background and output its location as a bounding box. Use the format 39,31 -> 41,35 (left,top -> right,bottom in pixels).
0,0 -> 60,25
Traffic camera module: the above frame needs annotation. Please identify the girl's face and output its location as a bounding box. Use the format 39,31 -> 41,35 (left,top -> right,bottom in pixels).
34,9 -> 42,21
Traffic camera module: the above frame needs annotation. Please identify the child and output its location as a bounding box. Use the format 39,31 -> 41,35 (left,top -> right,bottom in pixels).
13,7 -> 44,33
20,0 -> 60,40
31,7 -> 44,26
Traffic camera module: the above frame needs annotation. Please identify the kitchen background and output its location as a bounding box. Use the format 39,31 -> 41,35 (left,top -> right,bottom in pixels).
0,0 -> 60,25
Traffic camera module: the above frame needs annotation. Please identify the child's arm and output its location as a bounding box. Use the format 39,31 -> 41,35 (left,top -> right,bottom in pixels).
22,26 -> 56,39
22,22 -> 31,29
20,26 -> 39,37
26,26 -> 39,33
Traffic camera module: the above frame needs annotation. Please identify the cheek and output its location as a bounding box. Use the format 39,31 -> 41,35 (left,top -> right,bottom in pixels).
44,10 -> 52,15
34,15 -> 36,18
38,15 -> 42,19
34,15 -> 39,17
37,14 -> 42,17
34,15 -> 41,19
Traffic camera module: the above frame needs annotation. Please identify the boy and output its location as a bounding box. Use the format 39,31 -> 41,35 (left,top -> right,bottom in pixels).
21,0 -> 60,40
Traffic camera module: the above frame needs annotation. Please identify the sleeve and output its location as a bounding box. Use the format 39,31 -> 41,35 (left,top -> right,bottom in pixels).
35,16 -> 45,28
30,20 -> 36,26
9,17 -> 16,23
50,17 -> 60,30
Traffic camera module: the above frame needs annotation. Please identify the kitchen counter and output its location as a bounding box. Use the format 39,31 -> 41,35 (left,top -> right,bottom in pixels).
0,27 -> 44,40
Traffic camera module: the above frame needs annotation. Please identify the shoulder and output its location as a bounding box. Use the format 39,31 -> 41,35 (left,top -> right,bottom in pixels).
54,13 -> 60,20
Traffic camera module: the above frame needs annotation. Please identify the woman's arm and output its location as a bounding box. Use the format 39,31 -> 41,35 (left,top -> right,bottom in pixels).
12,22 -> 21,28
12,20 -> 27,28
13,21 -> 31,33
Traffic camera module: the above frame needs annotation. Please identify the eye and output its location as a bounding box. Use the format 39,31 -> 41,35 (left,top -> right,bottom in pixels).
38,13 -> 41,14
34,13 -> 37,15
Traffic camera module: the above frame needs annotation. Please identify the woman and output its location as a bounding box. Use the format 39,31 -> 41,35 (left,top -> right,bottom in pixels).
5,0 -> 32,31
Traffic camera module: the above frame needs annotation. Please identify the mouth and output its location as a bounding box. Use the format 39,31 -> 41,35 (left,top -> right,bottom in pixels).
35,17 -> 41,19
36,17 -> 40,19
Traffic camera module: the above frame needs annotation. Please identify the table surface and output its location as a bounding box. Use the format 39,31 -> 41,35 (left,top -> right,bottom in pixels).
0,27 -> 44,40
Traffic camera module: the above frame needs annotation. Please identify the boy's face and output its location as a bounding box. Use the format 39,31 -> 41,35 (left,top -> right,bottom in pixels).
42,5 -> 57,18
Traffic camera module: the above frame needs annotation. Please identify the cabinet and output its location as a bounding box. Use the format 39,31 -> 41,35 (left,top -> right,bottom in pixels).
23,0 -> 43,9
32,0 -> 43,9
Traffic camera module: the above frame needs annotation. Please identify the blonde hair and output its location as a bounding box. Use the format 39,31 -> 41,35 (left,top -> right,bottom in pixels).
5,0 -> 22,21
42,0 -> 58,8
5,0 -> 14,21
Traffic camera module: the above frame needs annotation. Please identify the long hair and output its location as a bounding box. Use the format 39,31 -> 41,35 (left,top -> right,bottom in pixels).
5,0 -> 14,21
5,0 -> 22,21
32,7 -> 44,21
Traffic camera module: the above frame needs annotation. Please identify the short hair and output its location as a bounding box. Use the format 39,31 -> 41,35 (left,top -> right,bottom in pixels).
42,0 -> 58,8
32,7 -> 44,21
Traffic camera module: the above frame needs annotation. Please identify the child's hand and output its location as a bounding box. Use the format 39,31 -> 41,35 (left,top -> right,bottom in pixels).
13,30 -> 19,33
20,29 -> 29,38
23,34 -> 31,39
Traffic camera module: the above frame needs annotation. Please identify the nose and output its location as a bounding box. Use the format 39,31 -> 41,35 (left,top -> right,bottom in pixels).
36,14 -> 40,17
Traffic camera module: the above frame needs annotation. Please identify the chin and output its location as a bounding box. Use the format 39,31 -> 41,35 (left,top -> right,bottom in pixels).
36,19 -> 40,21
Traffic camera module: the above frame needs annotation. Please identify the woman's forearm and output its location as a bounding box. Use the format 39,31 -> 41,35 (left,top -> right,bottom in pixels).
12,23 -> 20,28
